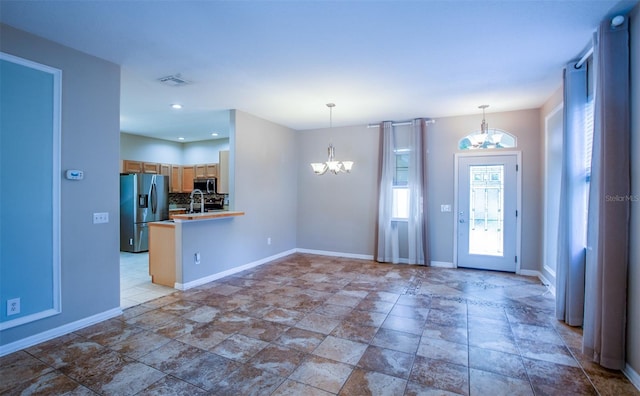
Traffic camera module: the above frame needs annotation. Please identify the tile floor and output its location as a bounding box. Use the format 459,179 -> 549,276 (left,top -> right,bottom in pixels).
120,252 -> 175,309
3,253 -> 639,395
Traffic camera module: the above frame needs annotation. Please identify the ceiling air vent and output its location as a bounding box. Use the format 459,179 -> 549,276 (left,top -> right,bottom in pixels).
157,74 -> 190,87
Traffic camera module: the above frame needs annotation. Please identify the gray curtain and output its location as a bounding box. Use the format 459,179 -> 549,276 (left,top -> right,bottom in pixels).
555,61 -> 588,326
583,17 -> 630,370
376,120 -> 429,265
376,121 -> 400,263
407,119 -> 429,265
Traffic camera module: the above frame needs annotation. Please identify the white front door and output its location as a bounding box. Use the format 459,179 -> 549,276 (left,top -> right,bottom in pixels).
456,153 -> 519,272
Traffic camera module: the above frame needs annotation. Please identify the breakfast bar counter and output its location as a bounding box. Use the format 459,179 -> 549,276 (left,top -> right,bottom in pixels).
171,210 -> 245,222
148,210 -> 245,288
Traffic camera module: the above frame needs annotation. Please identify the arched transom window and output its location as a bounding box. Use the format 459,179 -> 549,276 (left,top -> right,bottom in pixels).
459,129 -> 517,150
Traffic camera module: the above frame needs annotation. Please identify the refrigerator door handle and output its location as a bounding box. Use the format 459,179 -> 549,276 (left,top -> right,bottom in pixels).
151,182 -> 157,214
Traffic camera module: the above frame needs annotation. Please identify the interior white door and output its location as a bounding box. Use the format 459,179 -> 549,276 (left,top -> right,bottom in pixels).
457,154 -> 518,272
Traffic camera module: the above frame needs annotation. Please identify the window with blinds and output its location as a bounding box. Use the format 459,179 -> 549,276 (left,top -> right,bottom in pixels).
585,98 -> 594,183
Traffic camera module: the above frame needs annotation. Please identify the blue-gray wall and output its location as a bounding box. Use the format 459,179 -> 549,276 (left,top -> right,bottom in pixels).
1,56 -> 56,323
0,24 -> 121,348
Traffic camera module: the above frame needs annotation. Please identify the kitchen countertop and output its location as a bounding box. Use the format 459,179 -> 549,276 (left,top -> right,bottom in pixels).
171,210 -> 245,222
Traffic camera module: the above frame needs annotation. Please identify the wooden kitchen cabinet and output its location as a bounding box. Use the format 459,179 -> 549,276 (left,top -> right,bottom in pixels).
122,160 -> 143,173
159,163 -> 171,177
142,162 -> 160,174
160,163 -> 171,188
194,163 -> 218,179
169,208 -> 186,219
170,165 -> 182,193
181,166 -> 195,193
122,160 -> 216,193
194,164 -> 206,178
218,151 -> 229,194
205,163 -> 218,178
122,160 -> 161,174
148,222 -> 176,287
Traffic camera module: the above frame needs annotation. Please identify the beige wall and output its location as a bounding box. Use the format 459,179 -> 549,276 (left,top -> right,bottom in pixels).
296,125 -> 379,256
178,110 -> 298,284
296,109 -> 543,272
428,109 -> 542,270
627,2 -> 640,381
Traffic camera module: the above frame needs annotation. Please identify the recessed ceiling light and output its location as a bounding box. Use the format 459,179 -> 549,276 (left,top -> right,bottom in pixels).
171,104 -> 183,109
211,132 -> 219,137
178,137 -> 185,141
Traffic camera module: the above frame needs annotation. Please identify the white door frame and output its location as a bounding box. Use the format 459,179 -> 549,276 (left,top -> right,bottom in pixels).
453,151 -> 522,273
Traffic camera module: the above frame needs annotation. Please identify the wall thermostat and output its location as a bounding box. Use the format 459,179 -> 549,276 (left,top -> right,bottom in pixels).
65,169 -> 84,180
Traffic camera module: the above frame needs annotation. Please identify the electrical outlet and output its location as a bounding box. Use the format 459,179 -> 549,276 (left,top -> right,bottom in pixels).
93,212 -> 109,224
194,252 -> 201,265
267,237 -> 272,245
7,298 -> 20,315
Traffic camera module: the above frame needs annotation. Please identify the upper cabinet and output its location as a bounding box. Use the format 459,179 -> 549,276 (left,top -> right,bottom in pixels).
206,163 -> 218,178
181,166 -> 195,193
170,165 -> 182,193
159,163 -> 171,177
143,162 -> 160,174
195,163 -> 218,178
123,160 -> 225,194
122,160 -> 160,174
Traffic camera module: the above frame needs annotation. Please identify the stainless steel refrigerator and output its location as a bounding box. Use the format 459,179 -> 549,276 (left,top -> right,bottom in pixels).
120,173 -> 169,253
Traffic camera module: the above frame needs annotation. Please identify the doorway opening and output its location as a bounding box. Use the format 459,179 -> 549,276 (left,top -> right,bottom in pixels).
119,252 -> 173,308
454,152 -> 521,272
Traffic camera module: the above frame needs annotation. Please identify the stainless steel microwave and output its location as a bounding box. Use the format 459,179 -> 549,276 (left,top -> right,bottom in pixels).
193,178 -> 217,194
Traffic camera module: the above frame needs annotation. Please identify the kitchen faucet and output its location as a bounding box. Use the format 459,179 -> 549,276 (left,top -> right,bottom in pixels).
190,189 -> 204,213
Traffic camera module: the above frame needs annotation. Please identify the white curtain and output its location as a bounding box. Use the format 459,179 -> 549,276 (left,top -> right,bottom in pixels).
376,119 -> 429,265
555,60 -> 588,327
583,17 -> 630,370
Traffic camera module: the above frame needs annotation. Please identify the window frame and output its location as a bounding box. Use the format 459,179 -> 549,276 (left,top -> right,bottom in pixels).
392,150 -> 410,221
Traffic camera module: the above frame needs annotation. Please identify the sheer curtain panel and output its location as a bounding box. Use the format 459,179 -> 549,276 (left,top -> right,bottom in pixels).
583,17 -> 630,370
376,120 -> 429,265
407,119 -> 429,265
555,61 -> 588,327
376,121 -> 400,263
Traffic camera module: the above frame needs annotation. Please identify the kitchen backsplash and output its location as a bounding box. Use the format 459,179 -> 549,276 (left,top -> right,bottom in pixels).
169,193 -> 228,207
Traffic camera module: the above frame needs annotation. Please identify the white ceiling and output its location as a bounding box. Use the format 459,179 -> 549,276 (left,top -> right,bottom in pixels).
1,0 -> 636,142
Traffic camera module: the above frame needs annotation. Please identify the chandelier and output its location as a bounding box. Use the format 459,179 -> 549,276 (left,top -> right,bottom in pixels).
310,103 -> 354,175
479,104 -> 489,134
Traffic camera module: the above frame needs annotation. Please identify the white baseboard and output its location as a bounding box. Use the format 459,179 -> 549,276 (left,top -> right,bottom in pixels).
537,272 -> 556,297
175,248 -> 297,290
0,307 -> 122,357
431,261 -> 455,268
295,248 -> 374,261
296,251 -> 455,268
624,363 -> 640,391
516,269 -> 556,297
518,269 -> 539,277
